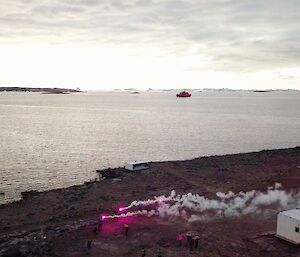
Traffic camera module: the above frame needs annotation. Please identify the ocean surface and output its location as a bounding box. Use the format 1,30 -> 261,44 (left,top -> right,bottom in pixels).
0,91 -> 300,204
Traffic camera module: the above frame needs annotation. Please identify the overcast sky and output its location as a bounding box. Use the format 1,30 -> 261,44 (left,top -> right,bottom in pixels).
0,0 -> 300,90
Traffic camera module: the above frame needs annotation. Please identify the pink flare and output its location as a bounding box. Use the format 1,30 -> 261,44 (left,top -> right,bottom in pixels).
177,234 -> 184,241
102,215 -> 107,220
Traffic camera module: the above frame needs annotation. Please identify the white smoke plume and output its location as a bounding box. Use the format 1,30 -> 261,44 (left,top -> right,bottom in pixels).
164,183 -> 300,222
103,183 -> 300,222
216,191 -> 235,199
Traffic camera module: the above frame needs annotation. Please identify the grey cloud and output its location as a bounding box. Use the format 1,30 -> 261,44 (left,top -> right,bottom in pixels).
32,5 -> 85,16
0,0 -> 299,71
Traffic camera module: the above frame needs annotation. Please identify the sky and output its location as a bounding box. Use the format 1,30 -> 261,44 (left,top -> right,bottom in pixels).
0,0 -> 300,90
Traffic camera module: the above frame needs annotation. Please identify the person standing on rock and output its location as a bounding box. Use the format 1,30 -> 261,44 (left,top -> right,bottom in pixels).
141,247 -> 146,257
87,239 -> 92,249
93,226 -> 98,234
177,232 -> 184,246
194,236 -> 200,249
98,218 -> 103,231
157,248 -> 163,257
124,224 -> 129,236
186,234 -> 192,244
189,238 -> 194,251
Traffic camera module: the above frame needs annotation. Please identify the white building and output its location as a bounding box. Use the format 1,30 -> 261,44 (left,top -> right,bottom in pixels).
124,161 -> 149,171
276,209 -> 300,244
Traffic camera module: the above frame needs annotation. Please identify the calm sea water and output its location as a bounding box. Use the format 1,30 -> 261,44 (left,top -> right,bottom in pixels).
0,91 -> 300,203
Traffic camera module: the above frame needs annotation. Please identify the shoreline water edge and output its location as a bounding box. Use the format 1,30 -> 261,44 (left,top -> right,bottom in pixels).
1,146 -> 300,206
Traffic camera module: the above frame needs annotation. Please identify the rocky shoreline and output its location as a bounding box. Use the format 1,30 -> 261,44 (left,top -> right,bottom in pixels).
1,147 -> 300,257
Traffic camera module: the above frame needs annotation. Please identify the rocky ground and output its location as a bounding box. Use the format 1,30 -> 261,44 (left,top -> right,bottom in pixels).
1,147 -> 300,257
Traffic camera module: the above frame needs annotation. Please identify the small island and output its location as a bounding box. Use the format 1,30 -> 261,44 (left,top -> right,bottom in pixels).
0,87 -> 82,94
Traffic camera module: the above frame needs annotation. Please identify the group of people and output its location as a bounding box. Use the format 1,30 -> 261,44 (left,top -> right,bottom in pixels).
186,234 -> 200,251
177,232 -> 200,251
87,217 -> 200,256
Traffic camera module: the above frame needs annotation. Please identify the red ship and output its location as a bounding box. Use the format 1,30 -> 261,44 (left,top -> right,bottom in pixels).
176,91 -> 191,97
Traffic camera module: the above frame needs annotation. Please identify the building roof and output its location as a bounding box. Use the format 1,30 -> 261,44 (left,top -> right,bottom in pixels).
280,209 -> 300,220
125,161 -> 148,165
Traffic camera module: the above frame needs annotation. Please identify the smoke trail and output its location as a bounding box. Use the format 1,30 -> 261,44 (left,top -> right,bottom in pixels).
102,183 -> 300,222
119,195 -> 172,211
102,210 -> 157,220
